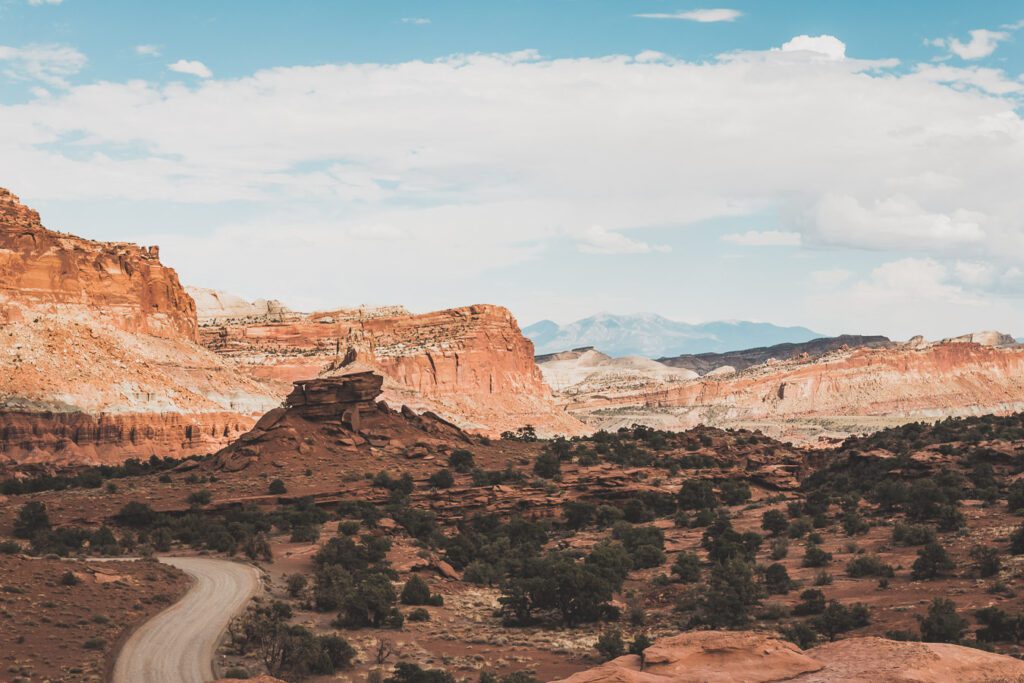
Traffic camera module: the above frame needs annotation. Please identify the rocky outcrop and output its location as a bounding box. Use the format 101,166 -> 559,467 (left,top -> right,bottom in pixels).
187,286 -> 292,325
0,189 -> 279,464
549,339 -> 1024,443
551,632 -> 1024,683
0,188 -> 197,342
200,299 -> 584,437
212,371 -> 472,474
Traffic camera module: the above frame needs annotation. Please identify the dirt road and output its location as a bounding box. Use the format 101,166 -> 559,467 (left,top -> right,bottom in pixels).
111,557 -> 261,683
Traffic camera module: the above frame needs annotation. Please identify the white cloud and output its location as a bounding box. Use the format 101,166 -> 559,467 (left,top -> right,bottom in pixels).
167,59 -> 212,78
400,17 -> 431,25
135,45 -> 161,57
778,35 -> 846,60
28,0 -> 63,5
0,43 -> 85,88
574,226 -> 670,255
2,38 -> 1024,324
722,230 -> 801,247
801,194 -> 986,251
932,29 -> 1010,60
635,8 -> 742,22
954,261 -> 995,287
810,269 -> 852,288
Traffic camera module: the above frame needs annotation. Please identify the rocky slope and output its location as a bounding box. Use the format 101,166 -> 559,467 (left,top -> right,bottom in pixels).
551,631 -> 1024,682
656,334 -> 893,375
197,294 -> 583,437
0,189 -> 279,464
186,286 -> 292,325
543,336 -> 1024,442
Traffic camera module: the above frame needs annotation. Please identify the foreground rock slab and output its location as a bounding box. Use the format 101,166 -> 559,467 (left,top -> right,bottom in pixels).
550,631 -> 1024,683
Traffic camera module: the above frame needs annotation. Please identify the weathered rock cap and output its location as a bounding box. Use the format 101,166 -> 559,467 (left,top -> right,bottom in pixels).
285,371 -> 384,421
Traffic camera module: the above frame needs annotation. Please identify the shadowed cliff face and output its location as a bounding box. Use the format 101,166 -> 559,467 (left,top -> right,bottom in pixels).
0,189 -> 280,465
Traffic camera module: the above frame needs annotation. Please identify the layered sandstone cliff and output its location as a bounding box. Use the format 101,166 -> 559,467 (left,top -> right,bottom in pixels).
545,338 -> 1024,442
196,296 -> 584,437
0,188 -> 197,341
0,189 -> 279,464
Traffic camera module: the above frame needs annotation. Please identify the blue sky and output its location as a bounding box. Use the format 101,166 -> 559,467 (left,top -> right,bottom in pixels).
1,1 -> 1022,339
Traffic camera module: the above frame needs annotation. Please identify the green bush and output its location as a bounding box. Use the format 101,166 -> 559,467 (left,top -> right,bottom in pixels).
269,479 -> 287,494
846,555 -> 895,578
911,542 -> 955,580
917,598 -> 967,643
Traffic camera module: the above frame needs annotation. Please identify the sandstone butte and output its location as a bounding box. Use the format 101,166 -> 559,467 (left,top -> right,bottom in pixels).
0,188 -> 280,464
542,335 -> 1024,444
193,292 -> 585,438
550,631 -> 1024,683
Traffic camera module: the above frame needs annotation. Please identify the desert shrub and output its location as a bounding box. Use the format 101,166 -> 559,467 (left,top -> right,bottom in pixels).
60,570 -> 80,586
268,479 -> 287,495
975,606 -> 1024,643
780,621 -> 819,649
385,662 -> 455,683
400,576 -> 434,605
532,452 -> 561,479
770,538 -> 789,561
761,509 -> 789,536
82,637 -> 106,650
0,540 -> 22,554
787,518 -> 812,539
1010,524 -> 1024,554
677,480 -> 717,510
792,589 -> 827,616
14,501 -> 51,539
841,510 -> 869,536
407,607 -> 431,622
812,601 -> 870,640
801,544 -> 832,568
697,557 -> 761,627
719,480 -> 751,505
763,563 -> 792,595
428,469 -> 455,489
892,523 -> 936,546
595,628 -> 625,660
970,545 -> 1001,578
563,501 -> 597,530
846,555 -> 895,578
671,552 -> 701,583
623,499 -> 654,523
917,598 -> 967,643
448,449 -> 475,473
911,542 -> 955,580
286,574 -> 308,598
290,524 -> 320,543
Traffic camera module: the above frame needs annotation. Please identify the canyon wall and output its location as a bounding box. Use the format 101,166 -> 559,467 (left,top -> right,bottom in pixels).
197,299 -> 585,437
0,188 -> 279,464
0,188 -> 197,342
546,339 -> 1024,443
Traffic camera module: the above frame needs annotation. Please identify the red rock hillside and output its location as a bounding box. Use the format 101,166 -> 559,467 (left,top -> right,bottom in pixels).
197,295 -> 584,437
547,337 -> 1024,443
0,189 -> 279,464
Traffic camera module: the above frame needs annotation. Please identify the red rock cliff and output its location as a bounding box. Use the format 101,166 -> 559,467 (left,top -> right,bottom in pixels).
199,300 -> 584,437
0,188 -> 197,342
0,190 -> 278,464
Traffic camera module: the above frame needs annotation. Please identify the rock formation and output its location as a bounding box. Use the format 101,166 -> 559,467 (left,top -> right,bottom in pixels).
0,188 -> 197,341
0,188 -> 279,464
187,286 -> 292,325
543,336 -> 1024,443
551,631 -> 1024,683
199,298 -> 584,437
212,370 -> 472,474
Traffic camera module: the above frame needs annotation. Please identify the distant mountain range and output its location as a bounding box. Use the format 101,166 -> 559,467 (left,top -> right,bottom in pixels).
523,313 -> 823,358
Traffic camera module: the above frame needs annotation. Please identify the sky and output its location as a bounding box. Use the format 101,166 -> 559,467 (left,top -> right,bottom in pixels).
0,0 -> 1022,340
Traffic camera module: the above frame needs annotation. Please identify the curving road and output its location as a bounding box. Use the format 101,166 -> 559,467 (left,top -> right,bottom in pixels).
112,557 -> 261,683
